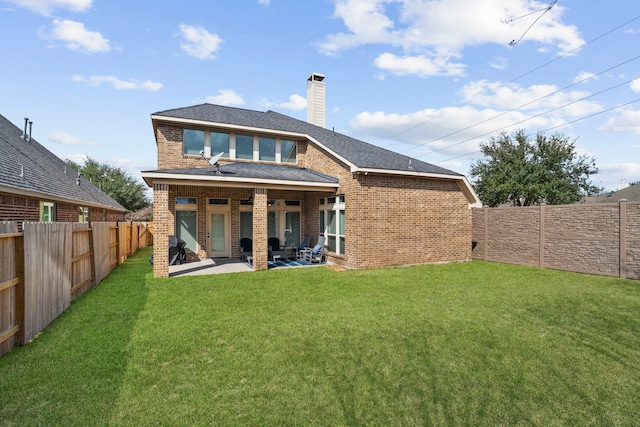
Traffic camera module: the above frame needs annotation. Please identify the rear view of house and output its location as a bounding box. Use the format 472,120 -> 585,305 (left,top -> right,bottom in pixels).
0,114 -> 126,229
143,74 -> 480,278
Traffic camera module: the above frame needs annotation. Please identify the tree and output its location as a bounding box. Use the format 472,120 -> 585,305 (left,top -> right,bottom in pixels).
66,157 -> 150,212
470,130 -> 601,207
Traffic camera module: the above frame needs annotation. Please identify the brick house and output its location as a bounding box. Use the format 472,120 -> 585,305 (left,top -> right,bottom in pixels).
0,114 -> 126,230
142,74 -> 480,278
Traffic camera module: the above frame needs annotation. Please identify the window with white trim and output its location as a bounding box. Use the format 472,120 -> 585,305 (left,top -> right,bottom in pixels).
78,207 -> 89,223
319,195 -> 345,255
40,201 -> 55,222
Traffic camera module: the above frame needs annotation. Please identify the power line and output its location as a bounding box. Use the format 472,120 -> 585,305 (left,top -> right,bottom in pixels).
400,54 -> 640,154
420,75 -> 639,157
509,0 -> 559,47
431,97 -> 640,165
390,13 -> 640,142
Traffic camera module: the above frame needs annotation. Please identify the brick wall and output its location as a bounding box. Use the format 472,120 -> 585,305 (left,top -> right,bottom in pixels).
472,201 -> 640,280
0,192 -> 125,232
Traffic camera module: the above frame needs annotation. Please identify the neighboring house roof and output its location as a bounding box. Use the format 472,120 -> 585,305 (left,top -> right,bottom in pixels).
585,183 -> 640,203
0,114 -> 126,212
149,103 -> 480,205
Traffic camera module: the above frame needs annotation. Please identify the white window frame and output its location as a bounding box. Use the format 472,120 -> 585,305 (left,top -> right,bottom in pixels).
192,128 -> 298,164
320,196 -> 345,255
175,197 -> 198,252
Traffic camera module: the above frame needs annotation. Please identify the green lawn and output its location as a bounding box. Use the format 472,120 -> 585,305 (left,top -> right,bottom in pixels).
1,247 -> 640,426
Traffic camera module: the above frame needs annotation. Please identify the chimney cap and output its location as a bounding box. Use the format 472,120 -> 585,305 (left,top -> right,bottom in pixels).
308,73 -> 325,82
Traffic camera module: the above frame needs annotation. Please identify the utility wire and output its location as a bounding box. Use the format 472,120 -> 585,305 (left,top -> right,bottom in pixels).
509,0 -> 559,47
401,54 -> 640,153
420,76 -> 639,157
391,13 -> 640,142
432,97 -> 640,165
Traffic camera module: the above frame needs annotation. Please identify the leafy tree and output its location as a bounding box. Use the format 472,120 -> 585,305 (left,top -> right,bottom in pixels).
470,130 -> 601,207
66,157 -> 150,212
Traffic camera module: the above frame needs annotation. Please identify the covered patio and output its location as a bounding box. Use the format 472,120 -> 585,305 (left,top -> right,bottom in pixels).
168,255 -> 329,277
143,162 -> 339,278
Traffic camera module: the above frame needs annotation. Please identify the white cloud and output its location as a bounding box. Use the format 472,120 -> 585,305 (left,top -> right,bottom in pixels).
40,19 -> 110,54
71,74 -> 163,91
374,52 -> 465,77
349,105 -> 553,157
631,78 -> 640,93
460,80 -> 602,117
6,0 -> 92,15
205,89 -> 245,106
598,162 -> 640,190
319,0 -> 584,77
276,94 -> 307,111
490,57 -> 508,70
49,131 -> 95,145
573,71 -> 598,84
598,110 -> 640,135
179,24 -> 223,59
258,0 -> 270,4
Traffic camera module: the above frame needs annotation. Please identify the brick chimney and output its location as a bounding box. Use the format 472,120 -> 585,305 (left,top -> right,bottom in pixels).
306,73 -> 326,128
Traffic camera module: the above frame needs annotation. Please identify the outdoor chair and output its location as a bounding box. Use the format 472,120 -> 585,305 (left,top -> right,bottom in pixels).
239,237 -> 253,263
268,237 -> 288,261
301,235 -> 326,264
292,234 -> 310,259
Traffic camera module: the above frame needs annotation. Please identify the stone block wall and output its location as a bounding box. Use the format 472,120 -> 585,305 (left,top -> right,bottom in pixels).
472,201 -> 640,280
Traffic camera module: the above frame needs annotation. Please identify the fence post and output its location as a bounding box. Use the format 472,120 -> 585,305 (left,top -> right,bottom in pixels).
620,199 -> 627,279
15,234 -> 25,345
483,208 -> 488,261
539,203 -> 545,269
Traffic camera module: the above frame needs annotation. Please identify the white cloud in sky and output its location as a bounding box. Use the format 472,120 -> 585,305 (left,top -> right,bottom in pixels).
598,110 -> 640,135
258,0 -> 270,5
179,24 -> 223,59
49,131 -> 95,145
6,0 -> 92,15
40,19 -> 110,54
71,74 -> 163,91
320,0 -> 584,77
205,89 -> 245,106
573,71 -> 598,84
490,57 -> 508,70
459,80 -> 602,117
631,78 -> 640,93
276,94 -> 306,111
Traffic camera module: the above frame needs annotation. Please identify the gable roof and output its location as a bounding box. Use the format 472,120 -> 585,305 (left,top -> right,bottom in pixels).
0,114 -> 126,212
152,103 -> 461,176
150,103 -> 480,206
586,183 -> 640,203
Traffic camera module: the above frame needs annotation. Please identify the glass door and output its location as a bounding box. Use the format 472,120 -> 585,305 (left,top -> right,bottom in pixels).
208,212 -> 229,257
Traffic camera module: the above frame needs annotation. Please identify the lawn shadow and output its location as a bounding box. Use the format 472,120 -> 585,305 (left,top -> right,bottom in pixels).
0,247 -> 152,426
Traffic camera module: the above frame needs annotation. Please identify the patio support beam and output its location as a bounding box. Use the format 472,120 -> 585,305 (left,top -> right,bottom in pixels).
252,188 -> 268,271
153,183 -> 170,278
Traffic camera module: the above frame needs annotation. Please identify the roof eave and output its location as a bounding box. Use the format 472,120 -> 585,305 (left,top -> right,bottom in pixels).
0,184 -> 128,212
352,167 -> 481,207
141,171 -> 339,192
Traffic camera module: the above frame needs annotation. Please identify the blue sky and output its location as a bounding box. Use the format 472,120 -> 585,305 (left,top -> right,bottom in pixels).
1,0 -> 639,194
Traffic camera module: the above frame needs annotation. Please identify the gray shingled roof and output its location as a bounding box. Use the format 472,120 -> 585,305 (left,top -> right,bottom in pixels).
0,114 -> 126,211
153,104 -> 463,177
147,162 -> 339,183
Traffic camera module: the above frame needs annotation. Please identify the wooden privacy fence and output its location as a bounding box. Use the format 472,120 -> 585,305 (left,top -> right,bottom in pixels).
0,221 -> 153,357
472,200 -> 640,280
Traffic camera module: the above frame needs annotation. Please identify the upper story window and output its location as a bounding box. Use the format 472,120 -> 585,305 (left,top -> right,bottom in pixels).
183,129 -> 205,155
182,128 -> 298,164
281,140 -> 297,163
259,137 -> 276,161
236,134 -> 254,160
211,132 -> 230,158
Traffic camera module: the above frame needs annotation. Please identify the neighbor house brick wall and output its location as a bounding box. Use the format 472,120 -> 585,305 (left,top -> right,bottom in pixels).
472,201 -> 640,280
0,192 -> 124,232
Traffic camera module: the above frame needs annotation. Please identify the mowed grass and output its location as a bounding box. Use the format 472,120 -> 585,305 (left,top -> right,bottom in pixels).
1,247 -> 640,426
